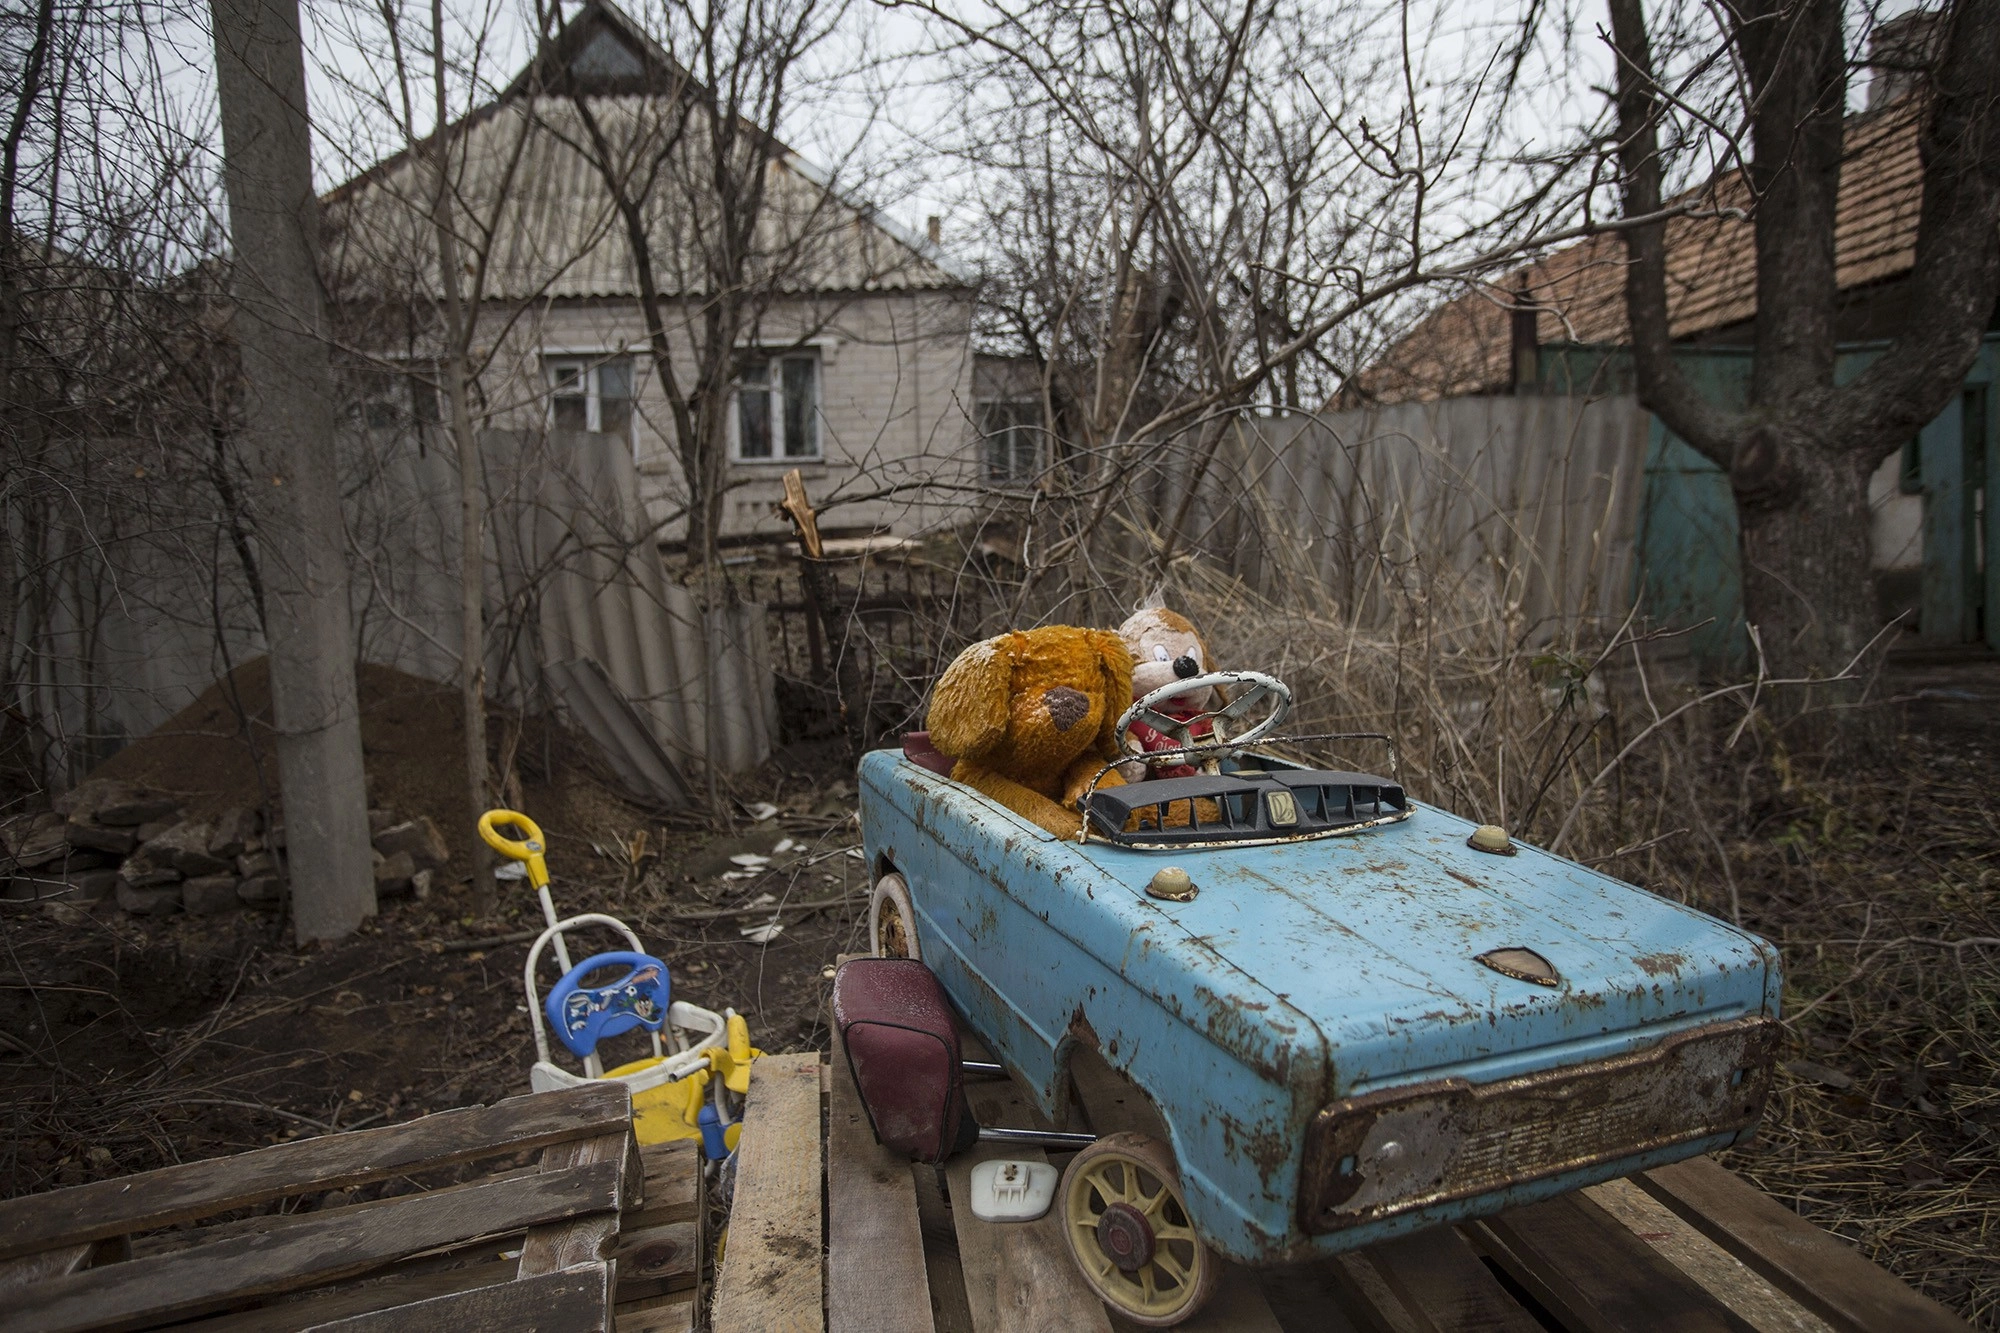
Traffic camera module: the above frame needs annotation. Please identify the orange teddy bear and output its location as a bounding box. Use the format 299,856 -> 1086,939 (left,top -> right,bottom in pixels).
926,626 -> 1132,839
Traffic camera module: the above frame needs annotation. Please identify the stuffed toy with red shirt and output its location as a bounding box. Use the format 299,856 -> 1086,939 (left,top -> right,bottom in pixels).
1114,606 -> 1220,781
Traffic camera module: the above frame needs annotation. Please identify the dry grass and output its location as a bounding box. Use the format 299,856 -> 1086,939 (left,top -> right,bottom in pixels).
1144,554 -> 1999,1326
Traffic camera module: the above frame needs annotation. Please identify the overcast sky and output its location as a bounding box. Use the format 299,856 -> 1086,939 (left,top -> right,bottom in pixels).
119,0 -> 1926,288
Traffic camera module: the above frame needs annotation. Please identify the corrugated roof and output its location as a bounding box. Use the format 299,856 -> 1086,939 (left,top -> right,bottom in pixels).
1357,100 -> 1924,403
323,10 -> 968,303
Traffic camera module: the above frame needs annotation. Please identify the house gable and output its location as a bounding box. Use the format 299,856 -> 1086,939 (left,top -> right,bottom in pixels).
323,0 -> 968,305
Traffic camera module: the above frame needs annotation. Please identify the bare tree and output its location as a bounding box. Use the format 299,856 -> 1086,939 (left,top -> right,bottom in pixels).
1607,0 -> 2000,688
907,0 -> 1646,619
3,0 -> 278,813
538,0 -> 864,574
210,0 -> 375,938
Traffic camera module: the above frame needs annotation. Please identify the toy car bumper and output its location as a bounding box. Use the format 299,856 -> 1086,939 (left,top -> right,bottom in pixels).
1297,1015 -> 1780,1234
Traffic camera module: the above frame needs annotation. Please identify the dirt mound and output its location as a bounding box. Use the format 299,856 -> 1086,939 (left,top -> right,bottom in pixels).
85,658 -> 633,881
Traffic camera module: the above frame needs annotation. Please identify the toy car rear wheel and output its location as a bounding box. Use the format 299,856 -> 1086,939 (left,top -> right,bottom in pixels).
1060,1131 -> 1217,1326
868,872 -> 920,961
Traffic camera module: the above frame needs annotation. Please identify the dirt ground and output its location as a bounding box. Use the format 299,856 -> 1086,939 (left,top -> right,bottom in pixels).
0,730 -> 869,1195
2,655 -> 1996,1325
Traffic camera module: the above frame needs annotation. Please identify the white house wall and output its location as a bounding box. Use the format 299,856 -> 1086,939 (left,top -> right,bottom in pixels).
476,289 -> 977,545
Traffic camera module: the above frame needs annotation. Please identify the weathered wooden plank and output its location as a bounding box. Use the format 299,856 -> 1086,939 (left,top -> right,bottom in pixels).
616,1288 -> 698,1333
300,1264 -> 612,1331
613,1222 -> 699,1301
175,1258 -> 517,1332
950,1065 -> 1112,1333
827,1003 -> 934,1333
1176,1265 -> 1286,1332
623,1140 -> 701,1232
632,1136 -> 704,1216
522,1131 -> 635,1279
1360,1225 -> 1543,1333
0,1242 -> 93,1294
1472,1191 -> 1758,1333
710,1052 -> 825,1333
947,1142 -> 1112,1333
1583,1178 -> 1832,1333
1253,1262 -> 1371,1333
0,1082 -> 631,1262
912,1162 -> 977,1333
3,1159 -> 624,1333
1322,1251 -> 1427,1333
1634,1157 -> 1969,1333
131,1169 -> 545,1260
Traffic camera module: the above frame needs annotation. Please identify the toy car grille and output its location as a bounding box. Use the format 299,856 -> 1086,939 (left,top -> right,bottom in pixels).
1082,770 -> 1408,847
1298,1016 -> 1781,1233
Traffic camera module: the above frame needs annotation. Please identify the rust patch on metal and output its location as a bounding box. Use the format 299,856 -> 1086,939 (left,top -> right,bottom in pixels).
1297,1016 -> 1780,1233
1632,951 -> 1688,978
1445,868 -> 1482,889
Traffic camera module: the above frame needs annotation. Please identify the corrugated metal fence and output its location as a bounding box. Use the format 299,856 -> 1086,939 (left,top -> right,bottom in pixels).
350,427 -> 778,785
1181,395 -> 1652,641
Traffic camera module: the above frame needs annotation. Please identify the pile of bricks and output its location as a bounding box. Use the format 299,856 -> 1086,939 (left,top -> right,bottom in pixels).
1,779 -> 451,917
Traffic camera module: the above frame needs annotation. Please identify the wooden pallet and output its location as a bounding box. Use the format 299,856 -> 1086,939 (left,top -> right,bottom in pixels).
0,1080 -> 705,1333
711,1040 -> 1971,1333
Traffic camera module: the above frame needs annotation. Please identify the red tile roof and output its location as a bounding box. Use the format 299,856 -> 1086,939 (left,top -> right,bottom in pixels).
1355,100 -> 1924,403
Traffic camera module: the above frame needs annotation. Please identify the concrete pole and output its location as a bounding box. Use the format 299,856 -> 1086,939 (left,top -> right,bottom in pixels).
210,0 -> 376,940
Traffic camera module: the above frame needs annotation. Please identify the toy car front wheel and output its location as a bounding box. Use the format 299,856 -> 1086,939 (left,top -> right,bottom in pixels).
868,872 -> 920,961
1060,1131 -> 1217,1326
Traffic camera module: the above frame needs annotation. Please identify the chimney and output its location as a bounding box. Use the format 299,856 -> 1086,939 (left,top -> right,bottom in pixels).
1510,279 -> 1540,395
1866,11 -> 1942,112
926,216 -> 942,246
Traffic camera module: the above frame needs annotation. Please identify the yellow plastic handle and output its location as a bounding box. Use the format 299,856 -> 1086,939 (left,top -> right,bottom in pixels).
478,808 -> 550,889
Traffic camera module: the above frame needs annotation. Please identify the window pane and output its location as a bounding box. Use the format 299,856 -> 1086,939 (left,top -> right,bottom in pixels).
986,426 -> 1011,481
782,357 -> 818,457
548,360 -> 583,393
600,397 -> 633,437
738,386 -> 772,457
597,357 -> 634,437
1010,426 -> 1038,482
412,374 -> 442,424
553,397 -> 589,432
598,357 -> 633,403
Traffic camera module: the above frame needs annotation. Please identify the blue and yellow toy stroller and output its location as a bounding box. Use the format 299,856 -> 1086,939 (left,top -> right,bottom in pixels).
479,809 -> 760,1156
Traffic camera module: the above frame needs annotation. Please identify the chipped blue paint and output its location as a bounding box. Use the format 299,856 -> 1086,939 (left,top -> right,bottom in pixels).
858,748 -> 1782,1265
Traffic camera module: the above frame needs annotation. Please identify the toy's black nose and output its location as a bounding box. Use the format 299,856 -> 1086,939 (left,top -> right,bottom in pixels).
1173,655 -> 1200,679
1044,686 -> 1089,731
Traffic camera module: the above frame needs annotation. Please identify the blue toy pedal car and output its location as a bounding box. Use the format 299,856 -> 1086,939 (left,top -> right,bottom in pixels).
858,669 -> 1781,1326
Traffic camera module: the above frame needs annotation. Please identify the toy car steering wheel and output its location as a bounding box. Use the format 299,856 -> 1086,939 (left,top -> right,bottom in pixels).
1114,670 -> 1293,759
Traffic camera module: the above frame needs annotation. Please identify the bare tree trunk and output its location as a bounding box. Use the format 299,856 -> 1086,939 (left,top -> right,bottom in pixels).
210,0 -> 375,940
429,0 -> 494,915
1608,0 -> 2000,696
1737,438 -> 1880,681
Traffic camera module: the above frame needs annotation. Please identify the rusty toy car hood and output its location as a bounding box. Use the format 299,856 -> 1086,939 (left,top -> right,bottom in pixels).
1075,809 -> 1780,1099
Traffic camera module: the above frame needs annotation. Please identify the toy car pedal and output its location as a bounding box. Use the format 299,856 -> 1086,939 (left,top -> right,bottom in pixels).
832,957 -> 979,1164
969,1159 -> 1059,1222
545,951 -> 669,1059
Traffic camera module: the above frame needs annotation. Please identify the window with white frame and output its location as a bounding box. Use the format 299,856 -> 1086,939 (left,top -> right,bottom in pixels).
978,399 -> 1042,484
544,355 -> 634,439
735,352 -> 820,461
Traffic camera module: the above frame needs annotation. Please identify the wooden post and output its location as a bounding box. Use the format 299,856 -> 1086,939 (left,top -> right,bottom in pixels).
209,0 -> 375,941
775,470 -> 865,755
